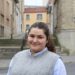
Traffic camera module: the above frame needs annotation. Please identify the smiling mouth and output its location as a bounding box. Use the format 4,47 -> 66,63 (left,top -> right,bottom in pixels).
31,43 -> 39,46
32,44 -> 38,46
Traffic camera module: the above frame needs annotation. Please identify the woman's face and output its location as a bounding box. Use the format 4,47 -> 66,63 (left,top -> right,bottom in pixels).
27,28 -> 48,53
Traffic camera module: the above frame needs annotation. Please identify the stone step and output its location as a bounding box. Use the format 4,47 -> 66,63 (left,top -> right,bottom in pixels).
0,46 -> 28,59
0,47 -> 21,59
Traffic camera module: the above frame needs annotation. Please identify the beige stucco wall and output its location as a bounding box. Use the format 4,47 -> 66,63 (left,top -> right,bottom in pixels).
57,0 -> 75,55
57,0 -> 75,29
23,12 -> 48,32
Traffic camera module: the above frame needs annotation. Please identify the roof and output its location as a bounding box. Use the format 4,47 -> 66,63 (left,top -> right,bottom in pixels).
24,6 -> 47,13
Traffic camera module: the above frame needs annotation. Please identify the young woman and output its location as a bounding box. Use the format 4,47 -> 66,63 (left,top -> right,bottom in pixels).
7,22 -> 67,75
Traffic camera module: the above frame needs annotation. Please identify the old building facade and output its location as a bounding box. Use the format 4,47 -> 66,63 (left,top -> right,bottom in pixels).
23,6 -> 48,32
46,0 -> 75,55
0,0 -> 24,39
0,0 -> 12,38
12,0 -> 24,39
57,0 -> 75,55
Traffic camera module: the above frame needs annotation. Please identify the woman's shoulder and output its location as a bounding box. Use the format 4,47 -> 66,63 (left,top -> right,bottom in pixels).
47,50 -> 60,60
13,49 -> 30,58
48,50 -> 59,55
9,49 -> 30,66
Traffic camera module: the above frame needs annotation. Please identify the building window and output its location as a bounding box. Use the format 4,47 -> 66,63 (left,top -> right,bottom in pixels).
26,24 -> 30,31
26,14 -> 30,20
6,18 -> 9,26
73,17 -> 75,23
0,14 -> 4,25
0,26 -> 4,37
16,10 -> 18,16
37,14 -> 42,20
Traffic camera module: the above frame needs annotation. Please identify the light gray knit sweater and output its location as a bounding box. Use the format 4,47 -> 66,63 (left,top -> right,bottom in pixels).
7,48 -> 59,75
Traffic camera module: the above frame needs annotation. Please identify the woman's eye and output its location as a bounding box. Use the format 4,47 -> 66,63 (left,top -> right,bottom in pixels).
29,35 -> 35,38
38,36 -> 44,39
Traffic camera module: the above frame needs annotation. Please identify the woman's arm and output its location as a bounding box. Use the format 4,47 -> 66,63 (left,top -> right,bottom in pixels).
53,58 -> 67,75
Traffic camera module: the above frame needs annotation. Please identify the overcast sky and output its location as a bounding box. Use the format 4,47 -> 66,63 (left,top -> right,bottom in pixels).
24,0 -> 43,6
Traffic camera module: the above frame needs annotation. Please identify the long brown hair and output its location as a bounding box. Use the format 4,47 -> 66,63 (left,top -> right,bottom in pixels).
21,22 -> 56,52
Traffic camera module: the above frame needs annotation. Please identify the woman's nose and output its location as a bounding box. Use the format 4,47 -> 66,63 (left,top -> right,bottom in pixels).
33,38 -> 38,42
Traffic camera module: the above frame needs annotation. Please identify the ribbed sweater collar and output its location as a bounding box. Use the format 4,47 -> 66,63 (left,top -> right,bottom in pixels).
28,47 -> 48,57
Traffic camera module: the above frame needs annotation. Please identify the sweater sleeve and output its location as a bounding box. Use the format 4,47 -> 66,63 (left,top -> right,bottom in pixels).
53,58 -> 67,75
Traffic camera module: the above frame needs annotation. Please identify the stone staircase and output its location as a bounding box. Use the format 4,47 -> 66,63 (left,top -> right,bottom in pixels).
0,46 -> 21,59
0,38 -> 28,59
